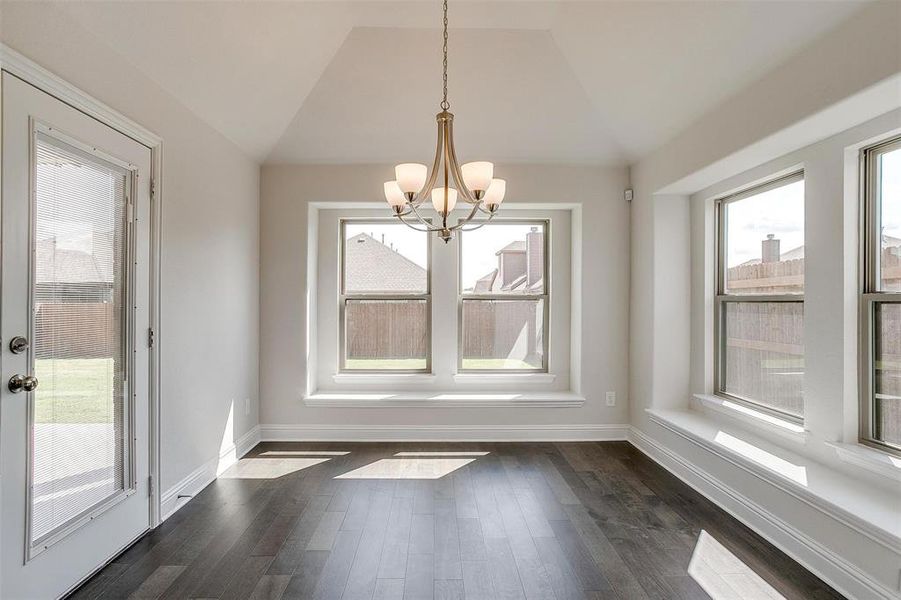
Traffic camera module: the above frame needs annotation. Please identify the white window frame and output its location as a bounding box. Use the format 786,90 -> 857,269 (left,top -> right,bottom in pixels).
714,171 -> 805,424
860,136 -> 901,454
457,219 -> 550,374
338,218 -> 432,374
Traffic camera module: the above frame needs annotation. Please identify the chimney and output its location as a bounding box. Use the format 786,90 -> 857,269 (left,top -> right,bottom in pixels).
526,227 -> 543,287
762,234 -> 780,263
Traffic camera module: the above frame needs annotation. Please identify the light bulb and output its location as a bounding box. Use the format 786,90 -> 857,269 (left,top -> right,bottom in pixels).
384,181 -> 406,208
395,163 -> 428,194
483,178 -> 506,208
431,187 -> 458,215
461,161 -> 494,193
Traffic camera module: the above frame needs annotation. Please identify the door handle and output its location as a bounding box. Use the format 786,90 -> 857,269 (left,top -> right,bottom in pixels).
8,374 -> 38,393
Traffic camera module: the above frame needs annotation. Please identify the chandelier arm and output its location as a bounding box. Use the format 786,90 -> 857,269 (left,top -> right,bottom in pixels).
410,115 -> 445,206
447,202 -> 481,231
445,117 -> 477,204
455,210 -> 497,232
396,211 -> 436,232
407,201 -> 442,231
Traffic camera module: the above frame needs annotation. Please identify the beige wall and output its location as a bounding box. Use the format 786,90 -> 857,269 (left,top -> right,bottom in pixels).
260,163 -> 630,427
0,2 -> 261,491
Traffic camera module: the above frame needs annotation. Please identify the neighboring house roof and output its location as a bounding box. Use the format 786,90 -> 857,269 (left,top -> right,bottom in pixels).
35,238 -> 113,284
779,244 -> 804,261
741,234 -> 901,267
472,269 -> 498,293
345,233 -> 427,292
739,243 -> 804,266
496,241 -> 525,255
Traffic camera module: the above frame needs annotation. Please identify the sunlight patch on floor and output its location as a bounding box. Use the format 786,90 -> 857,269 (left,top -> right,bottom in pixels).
335,457 -> 476,479
688,530 -> 786,599
713,431 -> 808,486
219,457 -> 330,479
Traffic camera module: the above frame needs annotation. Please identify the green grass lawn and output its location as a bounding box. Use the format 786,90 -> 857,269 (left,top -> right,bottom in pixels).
34,358 -> 117,424
344,358 -> 537,370
344,358 -> 428,370
461,358 -> 537,370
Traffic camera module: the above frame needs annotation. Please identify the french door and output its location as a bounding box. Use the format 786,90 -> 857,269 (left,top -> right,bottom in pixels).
1,72 -> 152,599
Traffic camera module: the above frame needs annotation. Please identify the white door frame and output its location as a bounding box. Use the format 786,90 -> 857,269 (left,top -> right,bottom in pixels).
0,44 -> 163,532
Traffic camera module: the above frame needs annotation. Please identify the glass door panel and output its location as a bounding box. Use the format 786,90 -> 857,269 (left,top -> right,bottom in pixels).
31,132 -> 131,548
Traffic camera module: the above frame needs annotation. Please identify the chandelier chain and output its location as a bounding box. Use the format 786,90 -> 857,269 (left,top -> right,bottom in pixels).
441,0 -> 449,110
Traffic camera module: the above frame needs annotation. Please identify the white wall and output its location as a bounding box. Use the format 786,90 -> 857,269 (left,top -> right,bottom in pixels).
0,3 -> 261,492
628,2 -> 901,597
260,164 -> 629,431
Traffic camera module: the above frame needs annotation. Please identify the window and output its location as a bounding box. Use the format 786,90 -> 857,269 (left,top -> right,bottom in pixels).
340,221 -> 430,372
715,173 -> 805,421
459,221 -> 548,372
861,137 -> 901,452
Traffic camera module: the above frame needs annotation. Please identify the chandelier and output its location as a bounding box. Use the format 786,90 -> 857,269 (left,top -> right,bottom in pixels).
382,0 -> 505,243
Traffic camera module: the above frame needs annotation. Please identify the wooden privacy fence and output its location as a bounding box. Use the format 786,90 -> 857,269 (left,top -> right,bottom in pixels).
345,300 -> 428,359
344,298 -> 542,362
727,258 -> 804,293
34,303 -> 117,359
461,300 -> 541,361
724,258 -> 805,414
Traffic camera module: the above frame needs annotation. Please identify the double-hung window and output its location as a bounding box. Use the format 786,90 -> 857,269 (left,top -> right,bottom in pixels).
458,221 -> 549,372
861,137 -> 901,452
715,173 -> 805,421
339,220 -> 431,372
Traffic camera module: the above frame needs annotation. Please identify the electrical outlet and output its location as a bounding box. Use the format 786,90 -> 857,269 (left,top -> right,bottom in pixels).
244,398 -> 250,416
606,391 -> 616,407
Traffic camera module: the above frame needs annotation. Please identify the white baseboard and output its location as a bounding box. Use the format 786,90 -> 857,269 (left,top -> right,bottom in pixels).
628,426 -> 898,600
160,425 -> 260,521
259,423 -> 629,442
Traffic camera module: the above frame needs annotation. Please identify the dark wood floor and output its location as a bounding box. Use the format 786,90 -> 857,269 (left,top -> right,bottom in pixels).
69,442 -> 843,600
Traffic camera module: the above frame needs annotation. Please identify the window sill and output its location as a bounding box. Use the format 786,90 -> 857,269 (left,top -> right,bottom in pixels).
303,390 -> 584,408
453,373 -> 557,384
825,441 -> 901,483
332,373 -> 437,385
692,394 -> 808,445
645,407 -> 901,552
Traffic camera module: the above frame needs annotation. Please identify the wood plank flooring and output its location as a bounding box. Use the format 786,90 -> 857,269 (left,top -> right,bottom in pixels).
68,442 -> 845,600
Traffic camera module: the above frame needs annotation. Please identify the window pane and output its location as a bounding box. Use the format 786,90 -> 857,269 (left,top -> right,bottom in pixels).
344,299 -> 427,370
725,179 -> 804,294
874,303 -> 901,447
344,223 -> 427,293
461,299 -> 544,370
32,134 -> 127,544
722,302 -> 804,417
461,223 -> 545,294
879,147 -> 901,291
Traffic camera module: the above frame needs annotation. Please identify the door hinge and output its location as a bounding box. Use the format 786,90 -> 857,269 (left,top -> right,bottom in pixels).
126,198 -> 135,223
148,328 -> 155,348
148,475 -> 154,496
150,178 -> 157,197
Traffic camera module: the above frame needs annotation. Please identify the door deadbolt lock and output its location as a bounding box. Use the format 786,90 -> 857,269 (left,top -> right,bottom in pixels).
8,375 -> 39,394
9,336 -> 28,354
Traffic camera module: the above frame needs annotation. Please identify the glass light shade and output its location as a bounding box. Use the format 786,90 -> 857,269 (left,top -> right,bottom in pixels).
431,187 -> 458,214
483,178 -> 506,206
461,161 -> 494,192
384,181 -> 406,208
395,163 -> 428,194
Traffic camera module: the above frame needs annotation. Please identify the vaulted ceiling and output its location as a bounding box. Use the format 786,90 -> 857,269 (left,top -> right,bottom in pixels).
45,1 -> 867,165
